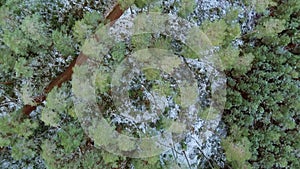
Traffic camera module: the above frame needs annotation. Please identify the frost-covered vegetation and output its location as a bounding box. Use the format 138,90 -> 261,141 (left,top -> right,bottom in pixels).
0,0 -> 299,169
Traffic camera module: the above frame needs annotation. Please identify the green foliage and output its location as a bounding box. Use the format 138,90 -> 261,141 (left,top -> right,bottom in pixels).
201,19 -> 227,46
217,44 -> 248,71
41,139 -> 61,169
198,108 -> 219,120
45,85 -> 71,113
73,11 -> 103,44
181,44 -> 201,59
153,36 -> 172,50
225,22 -> 241,42
11,138 -> 36,160
0,137 -> 10,149
224,9 -> 239,23
41,138 -> 108,169
134,0 -> 148,8
221,46 -> 240,68
3,29 -> 31,55
93,69 -> 111,93
101,151 -> 120,168
0,48 -> 14,73
41,85 -> 73,127
73,21 -> 93,44
131,156 -> 162,169
0,113 -> 38,139
20,14 -> 50,48
233,53 -> 254,75
131,33 -> 152,50
117,136 -> 136,152
201,9 -> 241,47
221,137 -> 252,168
21,83 -> 35,106
83,11 -> 103,26
254,18 -> 286,39
223,1 -> 300,168
271,0 -> 300,19
80,149 -> 106,169
118,0 -> 135,9
14,57 -> 33,78
199,11 -> 245,71
111,42 -> 126,63
119,0 -> 159,9
89,120 -> 117,147
135,0 -> 158,8
57,123 -> 84,153
52,29 -> 75,56
0,111 -> 39,162
152,80 -> 173,96
142,68 -> 160,80
253,0 -> 277,13
2,12 -> 51,55
178,0 -> 196,18
41,108 -> 60,127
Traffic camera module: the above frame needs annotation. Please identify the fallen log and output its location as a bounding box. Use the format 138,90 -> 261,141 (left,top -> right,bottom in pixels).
23,3 -> 126,116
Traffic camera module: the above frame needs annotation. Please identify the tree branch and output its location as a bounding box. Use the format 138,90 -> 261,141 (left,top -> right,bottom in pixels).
0,81 -> 14,85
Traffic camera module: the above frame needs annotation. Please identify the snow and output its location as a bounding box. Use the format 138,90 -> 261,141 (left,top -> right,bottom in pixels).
103,3 -> 228,168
